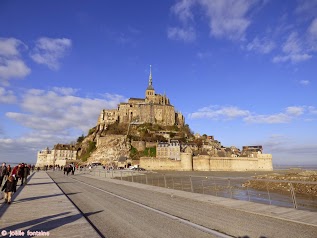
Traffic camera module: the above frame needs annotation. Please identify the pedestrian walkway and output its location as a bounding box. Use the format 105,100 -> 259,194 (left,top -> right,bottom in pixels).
0,172 -> 101,238
79,172 -> 317,228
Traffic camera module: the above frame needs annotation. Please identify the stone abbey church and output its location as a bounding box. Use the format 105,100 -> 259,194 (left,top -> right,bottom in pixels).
97,66 -> 185,128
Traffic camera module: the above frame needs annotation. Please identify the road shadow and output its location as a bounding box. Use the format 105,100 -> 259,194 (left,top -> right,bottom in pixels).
84,210 -> 104,218
1,210 -> 104,238
53,181 -> 76,184
25,182 -> 55,186
6,193 -> 65,205
65,192 -> 82,196
0,173 -> 35,215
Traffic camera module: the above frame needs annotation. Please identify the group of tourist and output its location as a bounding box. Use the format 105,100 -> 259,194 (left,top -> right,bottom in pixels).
0,162 -> 32,205
63,163 -> 76,176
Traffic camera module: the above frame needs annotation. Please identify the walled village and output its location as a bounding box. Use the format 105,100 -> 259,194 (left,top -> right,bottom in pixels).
36,67 -> 273,172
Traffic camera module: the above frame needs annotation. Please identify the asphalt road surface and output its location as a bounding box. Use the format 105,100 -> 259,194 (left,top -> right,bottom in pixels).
48,172 -> 317,238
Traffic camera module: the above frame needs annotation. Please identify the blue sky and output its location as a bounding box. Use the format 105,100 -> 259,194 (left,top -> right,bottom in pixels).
0,0 -> 316,165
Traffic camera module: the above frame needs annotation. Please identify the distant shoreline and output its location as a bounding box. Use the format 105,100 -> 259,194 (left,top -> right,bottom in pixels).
273,165 -> 317,170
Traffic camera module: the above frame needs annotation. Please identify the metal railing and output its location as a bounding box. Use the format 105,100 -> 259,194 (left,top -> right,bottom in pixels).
77,168 -> 317,212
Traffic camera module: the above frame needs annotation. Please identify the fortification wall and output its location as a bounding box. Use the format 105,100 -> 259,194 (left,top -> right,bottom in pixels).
180,152 -> 193,171
209,157 -> 233,171
209,156 -> 273,171
257,154 -> 273,171
139,154 -> 273,171
140,157 -> 181,170
231,158 -> 258,171
193,155 -> 210,171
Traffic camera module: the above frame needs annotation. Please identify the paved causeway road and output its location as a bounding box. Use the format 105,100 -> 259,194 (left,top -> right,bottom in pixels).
48,172 -> 317,238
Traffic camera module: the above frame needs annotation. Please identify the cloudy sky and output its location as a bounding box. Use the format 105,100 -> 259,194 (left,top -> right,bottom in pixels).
1,0 -> 316,166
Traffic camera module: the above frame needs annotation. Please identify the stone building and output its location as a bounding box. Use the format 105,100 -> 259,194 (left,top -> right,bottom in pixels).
241,145 -> 263,157
117,156 -> 131,169
156,139 -> 181,160
36,144 -> 77,167
97,66 -> 185,129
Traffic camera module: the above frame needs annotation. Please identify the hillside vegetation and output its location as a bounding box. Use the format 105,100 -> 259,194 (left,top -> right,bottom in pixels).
76,122 -> 195,162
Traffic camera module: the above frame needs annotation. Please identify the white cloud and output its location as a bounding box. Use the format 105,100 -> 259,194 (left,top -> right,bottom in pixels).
200,0 -> 255,40
299,80 -> 310,85
0,37 -> 31,85
282,32 -> 302,54
307,18 -> 317,51
189,105 -> 315,124
6,88 -> 126,133
167,27 -> 196,42
52,87 -> 79,95
0,59 -> 31,85
0,38 -> 26,57
295,0 -> 317,19
262,134 -> 317,165
244,113 -> 290,124
245,106 -> 307,124
188,105 -> 250,120
308,18 -> 317,39
0,130 -> 79,164
2,87 -> 128,163
273,12 -> 317,65
272,32 -> 313,63
171,0 -> 195,24
308,106 -> 317,114
285,106 -> 305,116
272,54 -> 312,63
30,37 -> 72,70
0,87 -> 17,103
246,37 -> 275,54
169,0 -> 258,42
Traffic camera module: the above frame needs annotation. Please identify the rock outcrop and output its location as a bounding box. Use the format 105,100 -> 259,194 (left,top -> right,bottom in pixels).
87,135 -> 131,164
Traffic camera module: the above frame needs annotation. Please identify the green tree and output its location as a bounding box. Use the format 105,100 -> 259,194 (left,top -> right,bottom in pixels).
77,134 -> 85,143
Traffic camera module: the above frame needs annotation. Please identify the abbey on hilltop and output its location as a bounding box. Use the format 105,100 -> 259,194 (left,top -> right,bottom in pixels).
35,66 -> 273,172
97,65 -> 185,129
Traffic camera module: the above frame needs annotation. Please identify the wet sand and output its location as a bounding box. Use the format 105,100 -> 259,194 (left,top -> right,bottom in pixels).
150,170 -> 280,178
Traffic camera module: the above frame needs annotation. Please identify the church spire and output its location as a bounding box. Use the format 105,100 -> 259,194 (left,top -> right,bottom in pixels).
148,65 -> 152,87
146,65 -> 154,90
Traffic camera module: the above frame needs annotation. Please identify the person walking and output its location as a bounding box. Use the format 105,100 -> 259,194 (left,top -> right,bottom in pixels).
23,165 -> 30,185
0,163 -> 7,187
6,164 -> 11,180
66,165 -> 71,176
18,163 -> 25,185
2,175 -> 15,204
11,164 -> 20,193
71,163 -> 75,175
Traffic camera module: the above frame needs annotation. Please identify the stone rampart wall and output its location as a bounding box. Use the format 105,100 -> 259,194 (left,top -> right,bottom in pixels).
257,157 -> 273,171
193,156 -> 210,171
140,157 -> 181,170
140,154 -> 273,171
